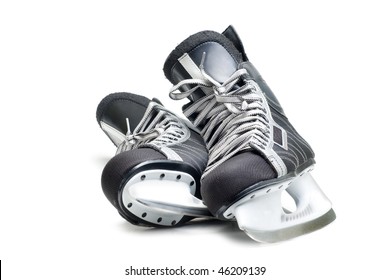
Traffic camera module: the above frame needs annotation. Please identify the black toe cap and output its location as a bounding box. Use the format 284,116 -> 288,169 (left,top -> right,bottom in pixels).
201,151 -> 277,215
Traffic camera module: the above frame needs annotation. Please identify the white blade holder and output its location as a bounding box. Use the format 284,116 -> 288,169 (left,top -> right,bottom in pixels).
224,172 -> 336,243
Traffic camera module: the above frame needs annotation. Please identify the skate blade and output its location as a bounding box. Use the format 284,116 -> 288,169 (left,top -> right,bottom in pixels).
242,208 -> 336,243
224,169 -> 336,243
136,198 -> 212,218
122,169 -> 208,226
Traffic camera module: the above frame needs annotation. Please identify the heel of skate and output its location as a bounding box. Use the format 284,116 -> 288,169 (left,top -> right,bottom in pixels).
223,170 -> 336,243
121,169 -> 212,226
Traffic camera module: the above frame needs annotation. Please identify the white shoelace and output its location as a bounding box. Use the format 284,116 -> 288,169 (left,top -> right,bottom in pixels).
116,105 -> 185,154
169,53 -> 271,176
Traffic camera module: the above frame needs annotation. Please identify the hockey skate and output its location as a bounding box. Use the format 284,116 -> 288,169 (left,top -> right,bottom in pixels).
163,26 -> 336,242
97,92 -> 211,227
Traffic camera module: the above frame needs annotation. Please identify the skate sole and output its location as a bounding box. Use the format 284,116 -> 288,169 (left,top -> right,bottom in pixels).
222,165 -> 336,243
117,161 -> 204,227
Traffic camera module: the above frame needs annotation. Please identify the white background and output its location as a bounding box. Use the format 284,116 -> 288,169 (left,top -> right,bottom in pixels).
1,0 -> 388,279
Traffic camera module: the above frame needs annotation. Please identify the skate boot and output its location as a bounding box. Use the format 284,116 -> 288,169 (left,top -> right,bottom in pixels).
97,92 -> 210,227
163,26 -> 336,242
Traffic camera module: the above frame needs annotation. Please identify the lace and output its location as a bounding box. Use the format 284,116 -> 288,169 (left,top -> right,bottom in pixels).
169,53 -> 270,176
116,104 -> 185,154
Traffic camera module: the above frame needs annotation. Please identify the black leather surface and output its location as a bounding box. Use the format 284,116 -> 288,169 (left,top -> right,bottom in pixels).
222,25 -> 248,61
241,61 -> 285,115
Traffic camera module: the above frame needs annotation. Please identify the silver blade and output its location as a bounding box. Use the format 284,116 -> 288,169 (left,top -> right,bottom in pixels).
136,197 -> 213,218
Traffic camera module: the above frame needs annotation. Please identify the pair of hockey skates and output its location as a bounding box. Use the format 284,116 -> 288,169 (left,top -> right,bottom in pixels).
97,26 -> 336,243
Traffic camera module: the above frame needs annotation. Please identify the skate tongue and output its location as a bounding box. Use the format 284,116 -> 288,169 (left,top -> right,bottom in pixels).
163,28 -> 243,102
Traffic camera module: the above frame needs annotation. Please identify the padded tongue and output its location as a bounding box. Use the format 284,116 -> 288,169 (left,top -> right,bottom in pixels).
163,29 -> 243,101
97,92 -> 151,135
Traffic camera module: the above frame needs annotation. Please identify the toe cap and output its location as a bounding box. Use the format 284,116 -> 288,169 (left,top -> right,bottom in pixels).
201,151 -> 277,215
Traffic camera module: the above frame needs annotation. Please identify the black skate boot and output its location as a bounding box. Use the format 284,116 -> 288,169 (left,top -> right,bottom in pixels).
163,26 -> 335,241
97,92 -> 210,227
